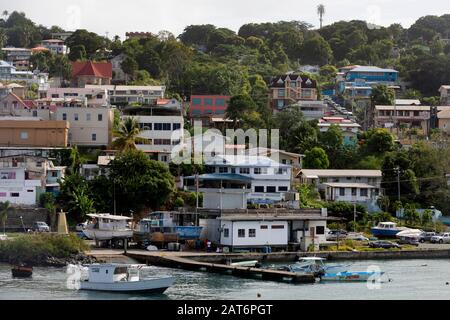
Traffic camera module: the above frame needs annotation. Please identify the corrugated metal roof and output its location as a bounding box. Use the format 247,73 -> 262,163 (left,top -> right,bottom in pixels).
300,169 -> 382,178
184,173 -> 252,182
323,182 -> 378,188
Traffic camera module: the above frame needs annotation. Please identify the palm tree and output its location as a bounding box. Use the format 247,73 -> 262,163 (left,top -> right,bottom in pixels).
111,117 -> 144,152
2,11 -> 8,21
317,4 -> 325,29
0,201 -> 13,235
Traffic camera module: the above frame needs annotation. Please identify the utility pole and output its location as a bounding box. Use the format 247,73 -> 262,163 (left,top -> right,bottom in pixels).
353,203 -> 357,232
113,179 -> 117,215
396,167 -> 401,202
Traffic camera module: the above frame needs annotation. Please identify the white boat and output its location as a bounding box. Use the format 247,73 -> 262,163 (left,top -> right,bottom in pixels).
79,264 -> 174,294
83,214 -> 133,241
230,260 -> 259,267
320,271 -> 385,282
0,234 -> 8,241
291,257 -> 351,274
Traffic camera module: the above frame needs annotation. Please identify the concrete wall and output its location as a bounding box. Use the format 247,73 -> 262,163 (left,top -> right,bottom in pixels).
199,219 -> 221,243
3,208 -> 49,230
202,189 -> 247,210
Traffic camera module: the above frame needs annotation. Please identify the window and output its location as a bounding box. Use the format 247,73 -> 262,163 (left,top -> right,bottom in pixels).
267,186 -> 276,193
160,155 -> 168,162
278,186 -> 288,192
11,193 -> 20,197
27,190 -> 33,193
173,123 -> 181,130
339,188 -> 346,196
240,168 -> 250,174
92,134 -> 97,141
254,168 -> 262,175
51,94 -> 59,98
260,225 -> 268,230
74,114 -> 79,121
98,114 -> 103,121
238,229 -> 245,238
62,113 -> 67,121
51,172 -> 58,177
20,132 -> 28,140
163,123 -> 171,130
231,168 -> 236,174
32,110 -> 37,117
204,98 -> 213,106
223,228 -> 229,238
278,89 -> 285,98
271,225 -> 285,230
154,123 -> 163,131
36,161 -> 42,168
249,229 -> 256,238
352,188 -> 357,196
86,113 -> 91,121
255,186 -> 265,193
215,98 -> 225,106
219,167 -> 228,173
316,226 -> 325,235
192,98 -> 202,106
360,188 -> 368,197
0,192 -> 6,197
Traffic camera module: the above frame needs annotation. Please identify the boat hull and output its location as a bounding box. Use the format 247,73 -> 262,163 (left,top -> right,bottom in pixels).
79,277 -> 174,293
82,229 -> 133,241
321,271 -> 384,282
371,228 -> 401,237
12,266 -> 33,278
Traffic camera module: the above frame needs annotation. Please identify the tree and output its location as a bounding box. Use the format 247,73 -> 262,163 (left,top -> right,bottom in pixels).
304,147 -> 330,169
108,150 -> 175,214
360,128 -> 395,155
320,124 -> 344,166
0,201 -> 13,235
371,84 -> 395,106
111,117 -> 143,152
121,56 -> 138,81
40,193 -> 57,231
299,34 -> 333,66
58,173 -> 94,221
317,4 -> 326,29
226,94 -> 257,128
68,44 -> 86,61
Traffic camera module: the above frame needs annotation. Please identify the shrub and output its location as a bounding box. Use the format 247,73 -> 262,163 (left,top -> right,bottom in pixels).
0,233 -> 89,264
174,197 -> 185,208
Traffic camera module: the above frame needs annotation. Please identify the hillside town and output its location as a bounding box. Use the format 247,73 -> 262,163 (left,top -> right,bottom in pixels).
1,8 -> 450,270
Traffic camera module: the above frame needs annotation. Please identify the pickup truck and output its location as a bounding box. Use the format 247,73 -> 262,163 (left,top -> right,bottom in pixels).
430,233 -> 450,244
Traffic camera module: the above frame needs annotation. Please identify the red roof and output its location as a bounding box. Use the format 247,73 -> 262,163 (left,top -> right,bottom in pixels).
71,61 -> 112,78
22,100 -> 38,109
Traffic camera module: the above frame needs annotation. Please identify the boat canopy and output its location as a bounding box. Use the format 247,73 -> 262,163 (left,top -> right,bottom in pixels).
87,214 -> 133,221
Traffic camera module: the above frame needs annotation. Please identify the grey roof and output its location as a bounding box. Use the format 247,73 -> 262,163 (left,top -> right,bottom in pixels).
300,169 -> 382,178
218,214 -> 339,221
184,173 -> 253,182
323,182 -> 378,189
348,66 -> 398,73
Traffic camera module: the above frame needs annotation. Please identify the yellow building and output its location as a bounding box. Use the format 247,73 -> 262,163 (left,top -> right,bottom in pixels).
0,118 -> 69,147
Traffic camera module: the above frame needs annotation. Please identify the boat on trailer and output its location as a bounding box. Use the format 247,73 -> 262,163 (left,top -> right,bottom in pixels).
82,214 -> 133,241
79,264 -> 174,294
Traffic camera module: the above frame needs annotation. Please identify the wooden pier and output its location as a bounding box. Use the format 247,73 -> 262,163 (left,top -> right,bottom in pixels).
126,251 -> 315,284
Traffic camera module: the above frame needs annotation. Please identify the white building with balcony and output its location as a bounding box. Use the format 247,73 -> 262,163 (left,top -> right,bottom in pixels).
43,87 -> 109,108
0,167 -> 41,205
121,101 -> 183,163
85,85 -> 165,107
374,105 -> 431,135
41,39 -> 70,55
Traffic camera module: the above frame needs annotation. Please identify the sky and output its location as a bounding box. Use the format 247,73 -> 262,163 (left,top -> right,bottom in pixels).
1,0 -> 448,39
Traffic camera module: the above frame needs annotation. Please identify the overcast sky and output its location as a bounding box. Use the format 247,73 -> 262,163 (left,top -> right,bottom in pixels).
1,0 -> 448,39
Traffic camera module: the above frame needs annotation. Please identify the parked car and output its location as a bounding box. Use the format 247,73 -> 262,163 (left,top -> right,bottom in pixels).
347,232 -> 369,241
398,237 -> 419,246
431,233 -> 450,244
368,240 -> 401,249
326,229 -> 348,241
32,221 -> 50,233
419,232 -> 436,243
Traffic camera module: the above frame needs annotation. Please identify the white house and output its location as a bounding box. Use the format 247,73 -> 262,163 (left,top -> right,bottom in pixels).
299,169 -> 382,209
439,85 -> 450,106
43,87 -> 109,108
85,85 -> 166,106
0,167 -> 41,205
41,39 -> 70,55
122,101 -> 183,163
217,209 -> 330,251
205,155 -> 292,202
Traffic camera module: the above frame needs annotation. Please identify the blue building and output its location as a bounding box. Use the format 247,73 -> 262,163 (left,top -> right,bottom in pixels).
345,66 -> 399,83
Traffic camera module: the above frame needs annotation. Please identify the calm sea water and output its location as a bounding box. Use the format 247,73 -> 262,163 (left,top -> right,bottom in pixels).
1,259 -> 450,300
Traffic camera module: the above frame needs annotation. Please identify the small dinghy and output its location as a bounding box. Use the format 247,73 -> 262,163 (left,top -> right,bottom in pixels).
12,265 -> 33,278
79,264 -> 174,294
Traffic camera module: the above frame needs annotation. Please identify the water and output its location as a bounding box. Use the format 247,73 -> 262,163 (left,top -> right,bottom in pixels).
1,259 -> 450,300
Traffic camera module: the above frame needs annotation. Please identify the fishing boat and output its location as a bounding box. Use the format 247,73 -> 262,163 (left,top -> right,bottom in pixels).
371,222 -> 408,238
320,271 -> 385,282
83,214 -> 133,241
134,211 -> 203,245
11,264 -> 33,278
79,264 -> 174,294
291,257 -> 351,274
